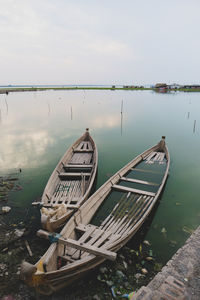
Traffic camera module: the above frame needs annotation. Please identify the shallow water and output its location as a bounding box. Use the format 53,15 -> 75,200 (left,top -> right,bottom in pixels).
0,89 -> 200,295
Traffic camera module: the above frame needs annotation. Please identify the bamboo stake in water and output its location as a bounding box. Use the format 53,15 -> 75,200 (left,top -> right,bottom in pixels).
5,98 -> 8,115
193,120 -> 196,133
121,100 -> 123,136
47,102 -> 50,116
71,106 -> 73,120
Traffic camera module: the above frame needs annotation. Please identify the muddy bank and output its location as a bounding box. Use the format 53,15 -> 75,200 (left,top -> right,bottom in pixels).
0,223 -> 165,300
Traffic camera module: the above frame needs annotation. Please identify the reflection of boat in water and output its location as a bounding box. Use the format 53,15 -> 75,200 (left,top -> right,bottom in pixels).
21,137 -> 169,295
32,128 -> 98,232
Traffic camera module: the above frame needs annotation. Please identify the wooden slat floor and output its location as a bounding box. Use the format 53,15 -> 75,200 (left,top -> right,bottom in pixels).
59,151 -> 165,265
46,141 -> 94,207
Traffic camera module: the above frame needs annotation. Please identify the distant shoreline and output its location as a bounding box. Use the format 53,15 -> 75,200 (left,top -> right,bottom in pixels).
0,86 -> 200,94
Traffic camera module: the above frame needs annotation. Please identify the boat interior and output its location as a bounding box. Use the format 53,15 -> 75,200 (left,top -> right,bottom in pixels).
43,139 -> 95,215
42,149 -> 168,271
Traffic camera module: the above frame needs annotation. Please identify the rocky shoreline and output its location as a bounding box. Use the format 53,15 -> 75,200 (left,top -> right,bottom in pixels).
132,225 -> 200,299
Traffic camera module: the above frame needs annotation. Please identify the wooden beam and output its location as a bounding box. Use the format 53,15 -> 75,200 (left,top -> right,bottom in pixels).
58,172 -> 91,178
121,177 -> 159,186
112,184 -> 156,197
37,229 -> 117,261
64,164 -> 93,168
73,149 -> 94,153
32,201 -> 42,206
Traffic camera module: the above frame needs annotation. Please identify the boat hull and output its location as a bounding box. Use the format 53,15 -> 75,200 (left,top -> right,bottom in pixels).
39,129 -> 98,231
22,137 -> 170,294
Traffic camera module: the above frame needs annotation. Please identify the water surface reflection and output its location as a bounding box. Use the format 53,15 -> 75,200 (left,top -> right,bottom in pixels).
0,90 -> 200,266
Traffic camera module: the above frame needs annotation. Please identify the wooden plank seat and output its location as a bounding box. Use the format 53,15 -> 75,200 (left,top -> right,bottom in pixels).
69,224 -> 97,259
112,184 -> 156,197
120,177 -> 159,186
63,165 -> 93,172
70,223 -> 121,260
73,149 -> 94,153
37,229 -> 116,261
64,164 -> 93,169
58,172 -> 91,178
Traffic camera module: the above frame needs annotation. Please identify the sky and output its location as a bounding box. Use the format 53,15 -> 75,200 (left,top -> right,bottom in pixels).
0,0 -> 200,85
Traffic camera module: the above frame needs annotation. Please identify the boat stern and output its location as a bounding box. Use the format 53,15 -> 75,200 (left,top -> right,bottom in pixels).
20,261 -> 46,288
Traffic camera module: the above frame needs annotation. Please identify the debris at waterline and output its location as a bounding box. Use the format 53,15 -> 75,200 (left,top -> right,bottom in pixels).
182,225 -> 195,235
0,173 -> 20,203
1,206 -> 11,214
0,232 -> 50,298
0,223 -> 164,299
94,241 -> 163,299
0,171 -> 24,248
25,240 -> 33,257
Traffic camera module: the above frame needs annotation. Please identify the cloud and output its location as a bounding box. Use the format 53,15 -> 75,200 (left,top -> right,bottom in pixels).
91,114 -> 120,129
0,0 -> 200,84
0,129 -> 55,170
86,40 -> 132,59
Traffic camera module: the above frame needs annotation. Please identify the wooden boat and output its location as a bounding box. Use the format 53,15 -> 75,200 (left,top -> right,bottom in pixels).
21,136 -> 170,294
33,128 -> 98,232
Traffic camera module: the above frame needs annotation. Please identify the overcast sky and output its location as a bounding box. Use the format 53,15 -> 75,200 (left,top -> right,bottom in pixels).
1,0 -> 200,85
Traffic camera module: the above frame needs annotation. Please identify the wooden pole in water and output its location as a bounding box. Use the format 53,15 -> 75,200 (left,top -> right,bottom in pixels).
25,240 -> 33,257
5,98 -> 8,115
71,106 -> 73,120
193,120 -> 196,133
121,100 -> 123,136
47,102 -> 50,116
187,112 -> 190,119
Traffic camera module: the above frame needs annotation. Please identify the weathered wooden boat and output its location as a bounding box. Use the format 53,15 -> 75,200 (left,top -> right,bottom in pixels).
21,136 -> 169,294
33,128 -> 98,232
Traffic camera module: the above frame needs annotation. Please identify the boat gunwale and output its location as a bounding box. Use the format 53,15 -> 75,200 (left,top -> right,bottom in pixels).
23,138 -> 169,295
38,139 -> 170,278
40,130 -> 98,230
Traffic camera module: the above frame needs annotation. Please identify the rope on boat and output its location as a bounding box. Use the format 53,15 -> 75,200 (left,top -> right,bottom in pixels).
48,232 -> 62,243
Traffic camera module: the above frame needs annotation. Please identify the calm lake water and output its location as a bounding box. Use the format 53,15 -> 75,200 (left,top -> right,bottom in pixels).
0,89 -> 200,286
